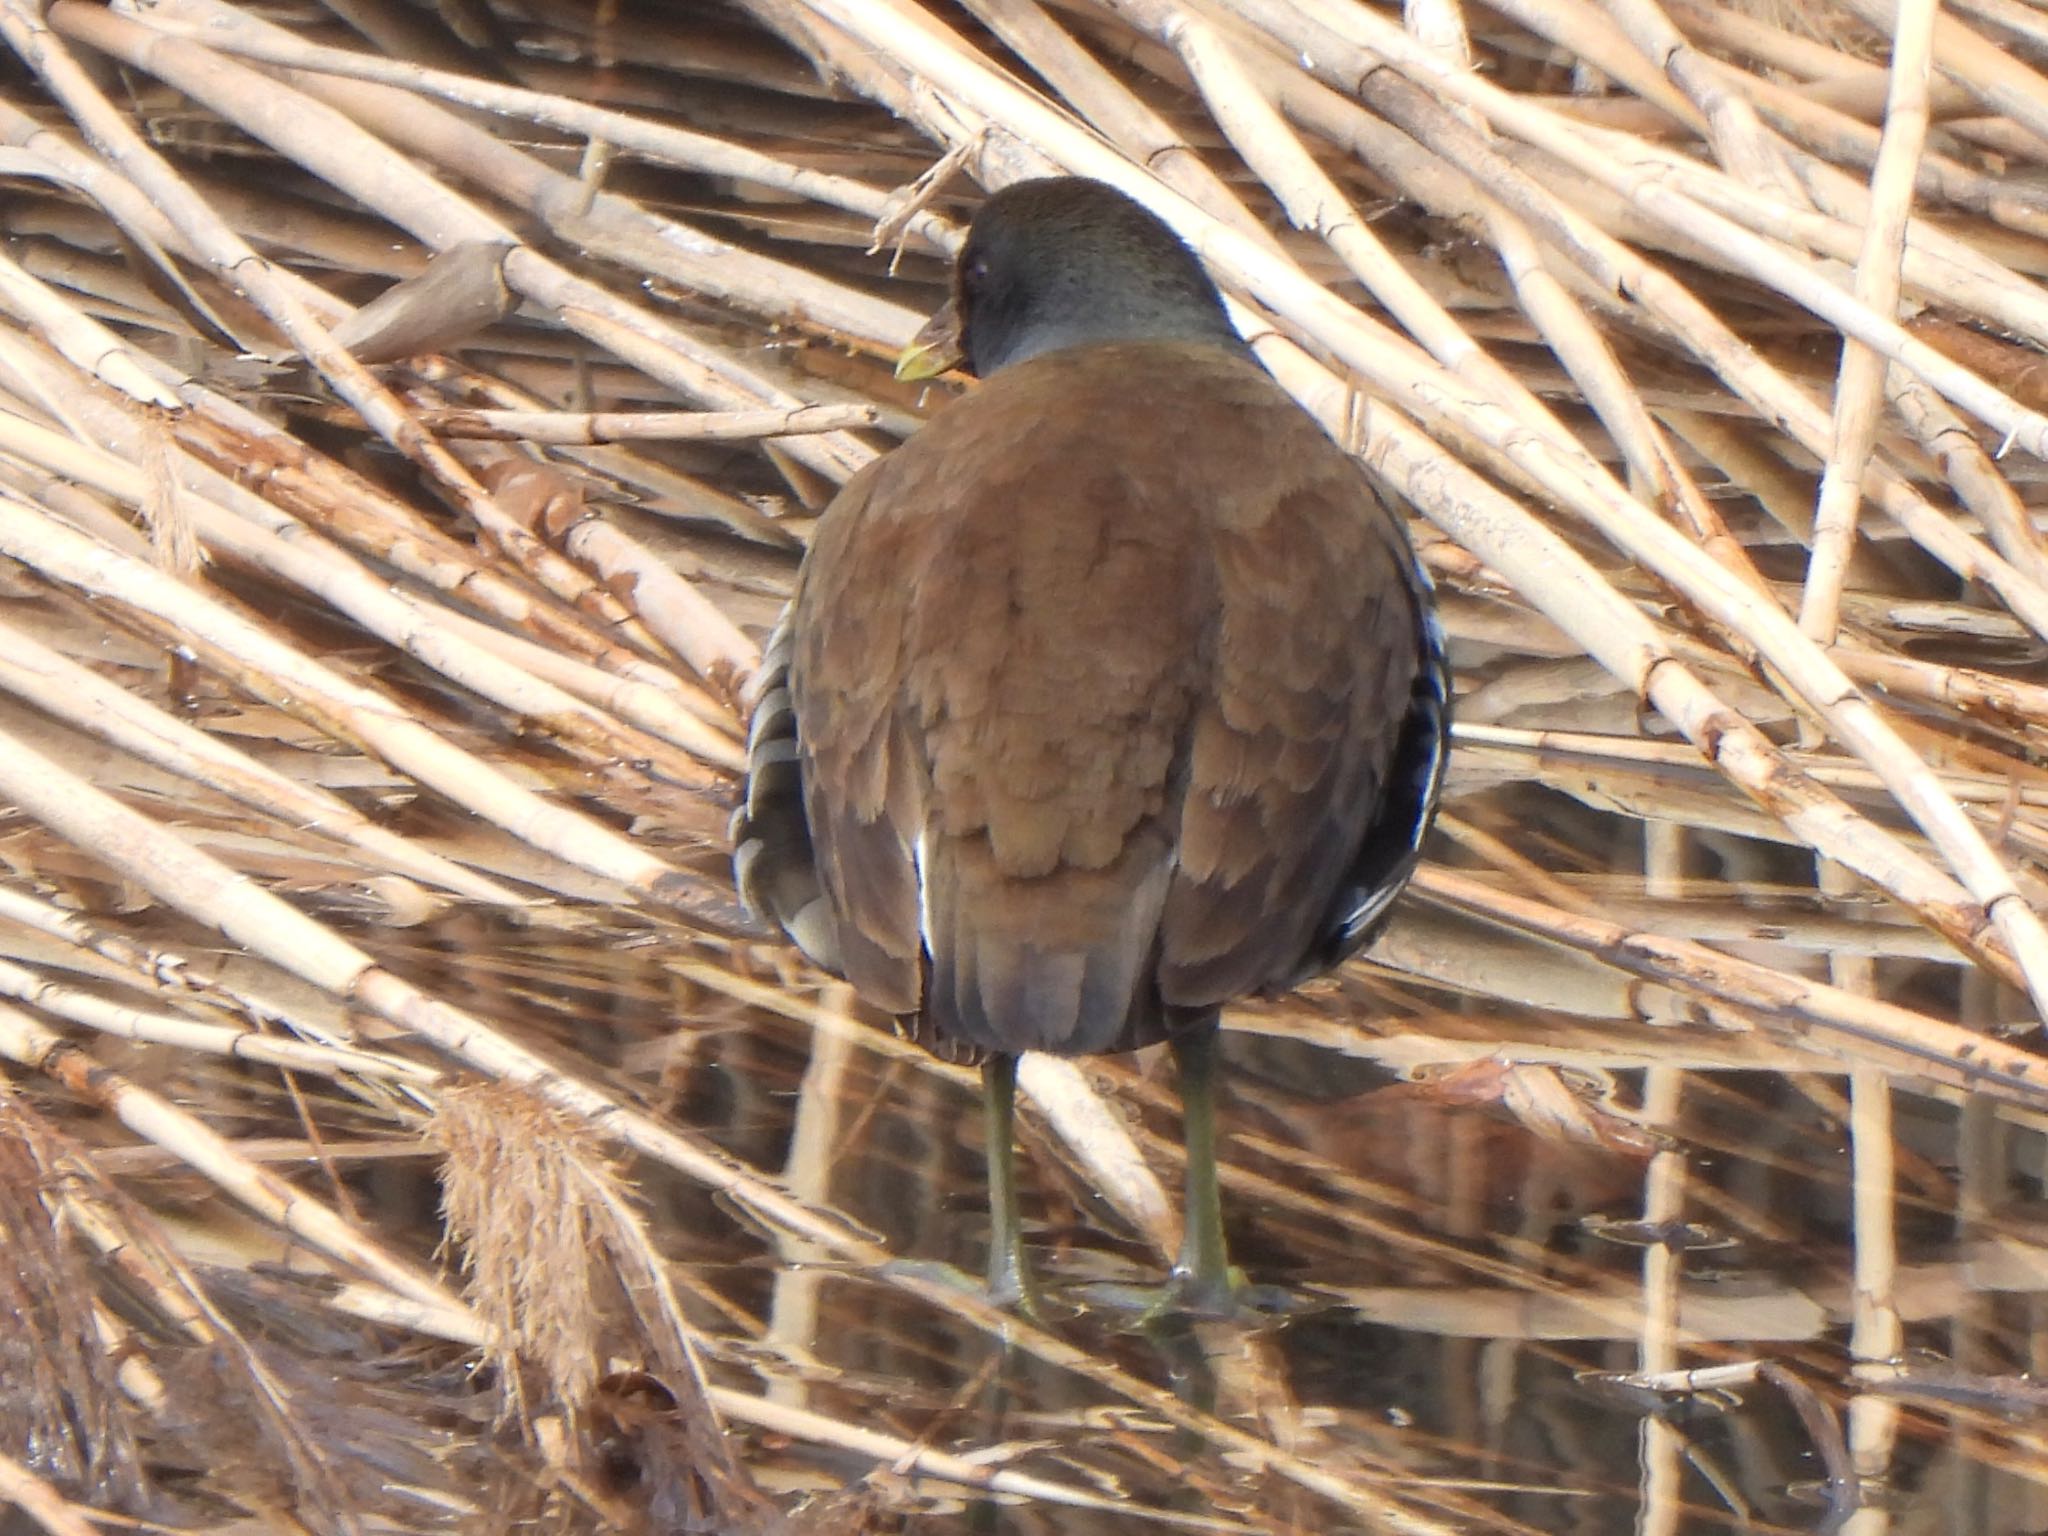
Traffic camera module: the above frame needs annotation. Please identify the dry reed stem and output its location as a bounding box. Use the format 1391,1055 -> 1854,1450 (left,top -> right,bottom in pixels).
1485,0 -> 1700,128
0,606 -> 526,903
0,955 -> 432,1081
0,1452 -> 102,1536
416,402 -> 878,443
1414,866 -> 2048,1105
10,4 -> 632,637
0,490 -> 694,894
964,0 -> 1288,253
1638,837 -> 1689,1421
1848,1065 -> 1906,1476
765,997 -> 856,1398
1800,0 -> 1935,645
117,0 -> 881,485
128,7 -> 961,255
377,591 -> 745,769
1021,1054 -> 1180,1255
474,454 -> 761,693
0,1000 -> 455,1309
0,244 -> 177,408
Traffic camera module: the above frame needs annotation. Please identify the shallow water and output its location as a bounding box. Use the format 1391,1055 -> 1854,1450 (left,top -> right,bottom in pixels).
355,907 -> 2048,1535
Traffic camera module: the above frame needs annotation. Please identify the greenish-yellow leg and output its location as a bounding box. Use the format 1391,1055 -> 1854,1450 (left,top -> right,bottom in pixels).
982,1053 -> 1040,1312
1169,1020 -> 1241,1314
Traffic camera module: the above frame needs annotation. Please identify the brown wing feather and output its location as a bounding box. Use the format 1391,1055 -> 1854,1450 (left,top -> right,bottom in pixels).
781,464 -> 925,1016
1157,444 -> 1425,1005
754,340 -> 1436,1058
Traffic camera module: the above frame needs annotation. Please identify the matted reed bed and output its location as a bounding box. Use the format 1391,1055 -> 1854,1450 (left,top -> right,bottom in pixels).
3,0 -> 2048,1531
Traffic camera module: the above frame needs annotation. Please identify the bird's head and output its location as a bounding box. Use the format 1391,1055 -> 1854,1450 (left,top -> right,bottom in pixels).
898,177 -> 1241,381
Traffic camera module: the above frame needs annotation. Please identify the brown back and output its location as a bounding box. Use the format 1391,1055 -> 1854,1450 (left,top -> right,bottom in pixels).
747,340 -> 1436,1057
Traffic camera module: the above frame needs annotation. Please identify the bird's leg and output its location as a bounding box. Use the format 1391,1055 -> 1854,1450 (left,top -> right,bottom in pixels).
1168,1019 -> 1244,1314
982,1053 -> 1042,1314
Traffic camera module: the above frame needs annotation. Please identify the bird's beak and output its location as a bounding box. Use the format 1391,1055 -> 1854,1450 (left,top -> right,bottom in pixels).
895,298 -> 964,381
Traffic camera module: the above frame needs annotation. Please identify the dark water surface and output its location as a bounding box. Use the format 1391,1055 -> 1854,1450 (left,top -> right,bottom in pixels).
348,904 -> 2048,1535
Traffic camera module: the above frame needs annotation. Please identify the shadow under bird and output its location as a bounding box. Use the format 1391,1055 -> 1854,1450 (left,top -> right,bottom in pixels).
734,176 -> 1449,1313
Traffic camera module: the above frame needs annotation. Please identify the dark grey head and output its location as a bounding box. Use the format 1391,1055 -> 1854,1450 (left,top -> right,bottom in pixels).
952,178 -> 1244,377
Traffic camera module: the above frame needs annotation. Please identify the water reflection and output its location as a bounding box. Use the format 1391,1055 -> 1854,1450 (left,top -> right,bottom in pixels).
364,908 -> 2048,1533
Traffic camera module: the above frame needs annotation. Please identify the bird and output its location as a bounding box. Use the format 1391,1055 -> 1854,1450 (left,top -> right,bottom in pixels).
732,176 -> 1449,1314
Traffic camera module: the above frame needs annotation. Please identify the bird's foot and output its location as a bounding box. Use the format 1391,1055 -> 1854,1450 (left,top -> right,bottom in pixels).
989,1254 -> 1086,1325
877,1257 -> 983,1297
1146,1262 -> 1311,1325
1062,1267 -> 1309,1327
877,1257 -> 1069,1322
1155,1261 -> 1256,1321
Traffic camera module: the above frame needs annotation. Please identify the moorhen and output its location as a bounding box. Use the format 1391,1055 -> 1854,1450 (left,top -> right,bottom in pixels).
734,176 -> 1449,1313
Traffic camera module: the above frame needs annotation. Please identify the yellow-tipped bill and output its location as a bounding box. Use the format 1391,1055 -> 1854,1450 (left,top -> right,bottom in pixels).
895,298 -> 965,381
